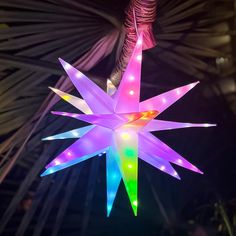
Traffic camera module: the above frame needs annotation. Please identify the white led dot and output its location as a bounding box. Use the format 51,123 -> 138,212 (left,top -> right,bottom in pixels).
64,63 -> 72,70
160,165 -> 165,171
67,152 -> 72,156
55,160 -> 61,165
136,55 -> 142,61
128,164 -> 133,169
177,159 -> 182,164
129,75 -> 135,81
133,200 -> 138,206
129,90 -> 134,96
162,98 -> 166,104
76,72 -> 82,78
176,89 -> 180,95
72,131 -> 79,137
137,39 -> 142,45
46,136 -> 54,140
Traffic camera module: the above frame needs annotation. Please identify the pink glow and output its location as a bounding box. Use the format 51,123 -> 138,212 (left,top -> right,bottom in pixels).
42,35 -> 215,217
114,33 -> 143,113
140,81 -> 200,114
129,76 -> 135,81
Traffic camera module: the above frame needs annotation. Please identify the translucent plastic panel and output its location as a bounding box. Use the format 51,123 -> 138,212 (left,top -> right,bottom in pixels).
139,132 -> 203,174
41,147 -> 107,177
42,125 -> 95,140
51,111 -> 128,129
106,146 -> 121,216
114,33 -> 143,113
59,58 -> 114,114
51,110 -> 159,130
142,119 -> 216,132
114,130 -> 138,215
139,150 -> 180,179
44,126 -> 112,170
139,82 -> 199,114
49,87 -> 92,114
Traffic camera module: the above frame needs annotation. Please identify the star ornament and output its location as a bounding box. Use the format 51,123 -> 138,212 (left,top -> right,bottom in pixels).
41,33 -> 216,216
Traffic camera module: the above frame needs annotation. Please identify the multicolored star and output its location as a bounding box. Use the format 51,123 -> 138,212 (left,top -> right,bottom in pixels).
41,33 -> 215,216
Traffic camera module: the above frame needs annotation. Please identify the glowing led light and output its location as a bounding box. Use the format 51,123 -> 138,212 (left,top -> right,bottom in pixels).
72,131 -> 79,137
55,160 -> 61,165
137,38 -> 142,45
76,71 -> 82,78
136,55 -> 142,61
121,132 -> 130,140
177,159 -> 182,164
46,136 -> 54,140
129,90 -> 135,95
203,123 -> 212,127
129,75 -> 135,81
42,34 -> 215,217
133,200 -> 138,206
64,63 -> 72,70
162,98 -> 166,103
112,174 -> 117,179
62,95 -> 70,101
160,165 -> 165,171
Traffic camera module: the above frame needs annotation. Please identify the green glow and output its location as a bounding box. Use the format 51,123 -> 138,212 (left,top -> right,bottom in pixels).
124,148 -> 136,157
114,130 -> 138,215
133,200 -> 138,206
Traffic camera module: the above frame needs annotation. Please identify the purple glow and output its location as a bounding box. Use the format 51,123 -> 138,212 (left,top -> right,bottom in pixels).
42,33 -> 215,216
139,150 -> 180,179
139,82 -> 199,114
45,126 -> 112,169
139,132 -> 203,174
142,120 -> 216,132
59,58 -> 114,114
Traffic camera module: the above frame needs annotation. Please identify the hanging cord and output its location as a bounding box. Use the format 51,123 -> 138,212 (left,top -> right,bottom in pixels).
133,8 -> 139,38
110,0 -> 157,86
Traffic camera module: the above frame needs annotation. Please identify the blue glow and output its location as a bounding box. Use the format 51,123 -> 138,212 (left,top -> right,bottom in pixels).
106,147 -> 121,217
42,125 -> 95,141
41,148 -> 107,176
